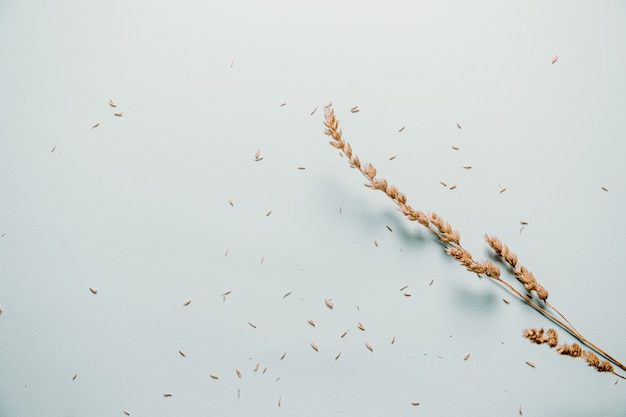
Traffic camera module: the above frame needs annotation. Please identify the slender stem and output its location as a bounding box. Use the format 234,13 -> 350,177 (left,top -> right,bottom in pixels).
546,302 -> 580,335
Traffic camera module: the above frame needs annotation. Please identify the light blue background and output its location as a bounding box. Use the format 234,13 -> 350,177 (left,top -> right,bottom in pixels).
1,1 -> 625,416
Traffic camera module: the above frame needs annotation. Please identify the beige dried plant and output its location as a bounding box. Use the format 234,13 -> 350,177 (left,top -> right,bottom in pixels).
524,328 -> 616,374
323,106 -> 625,378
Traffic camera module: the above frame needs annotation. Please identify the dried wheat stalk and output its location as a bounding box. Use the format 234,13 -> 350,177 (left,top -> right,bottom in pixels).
323,106 -> 626,377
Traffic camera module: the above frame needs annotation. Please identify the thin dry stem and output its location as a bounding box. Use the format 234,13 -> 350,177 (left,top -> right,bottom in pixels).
323,106 -> 626,375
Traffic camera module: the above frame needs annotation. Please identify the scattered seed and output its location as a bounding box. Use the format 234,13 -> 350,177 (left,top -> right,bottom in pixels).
340,330 -> 349,338
183,299 -> 191,306
464,353 -> 470,361
210,374 -> 219,380
311,342 -> 319,352
551,54 -> 558,64
114,112 -> 122,117
308,319 -> 316,327
224,247 -> 229,256
123,411 -> 130,416
283,291 -> 292,298
310,106 -> 318,115
179,350 -> 186,357
403,292 -> 412,297
365,342 -> 373,352
92,122 -> 100,128
463,165 -> 472,169
265,210 -> 272,217
398,126 -> 405,132
228,198 -> 234,206
89,287 -> 98,294
248,322 -> 257,328
236,369 -> 242,378
440,181 -> 448,187
389,155 -> 397,160
499,187 -> 507,194
72,373 -> 78,380
374,239 -> 379,247
615,379 -> 619,385
386,225 -> 393,232
108,99 -> 116,107
325,101 -> 333,108
399,285 -> 409,291
335,351 -> 341,360
280,352 -> 286,360
357,322 -> 365,331
253,363 -> 259,372
51,145 -> 56,153
411,402 -> 420,406
298,166 -> 306,170
262,366 -> 267,374
520,220 -> 528,225
502,298 -> 510,304
391,336 -> 396,345
254,149 -> 261,160
451,145 -> 459,150
350,106 -> 359,113
339,206 -> 342,214
449,184 -> 457,190
0,306 -> 3,314
601,186 -> 608,192
519,404 -> 523,415
428,277 -> 435,286
325,298 -> 334,309
163,393 -> 172,397
525,361 -> 536,368
237,387 -> 240,398
278,395 -> 281,407
457,123 -> 462,129
260,254 -> 264,264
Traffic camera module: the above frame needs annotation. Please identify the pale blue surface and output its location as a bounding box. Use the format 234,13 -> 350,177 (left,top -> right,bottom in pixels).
1,1 -> 625,416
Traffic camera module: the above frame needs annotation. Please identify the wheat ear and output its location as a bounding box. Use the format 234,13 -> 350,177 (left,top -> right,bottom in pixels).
523,328 -> 622,377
